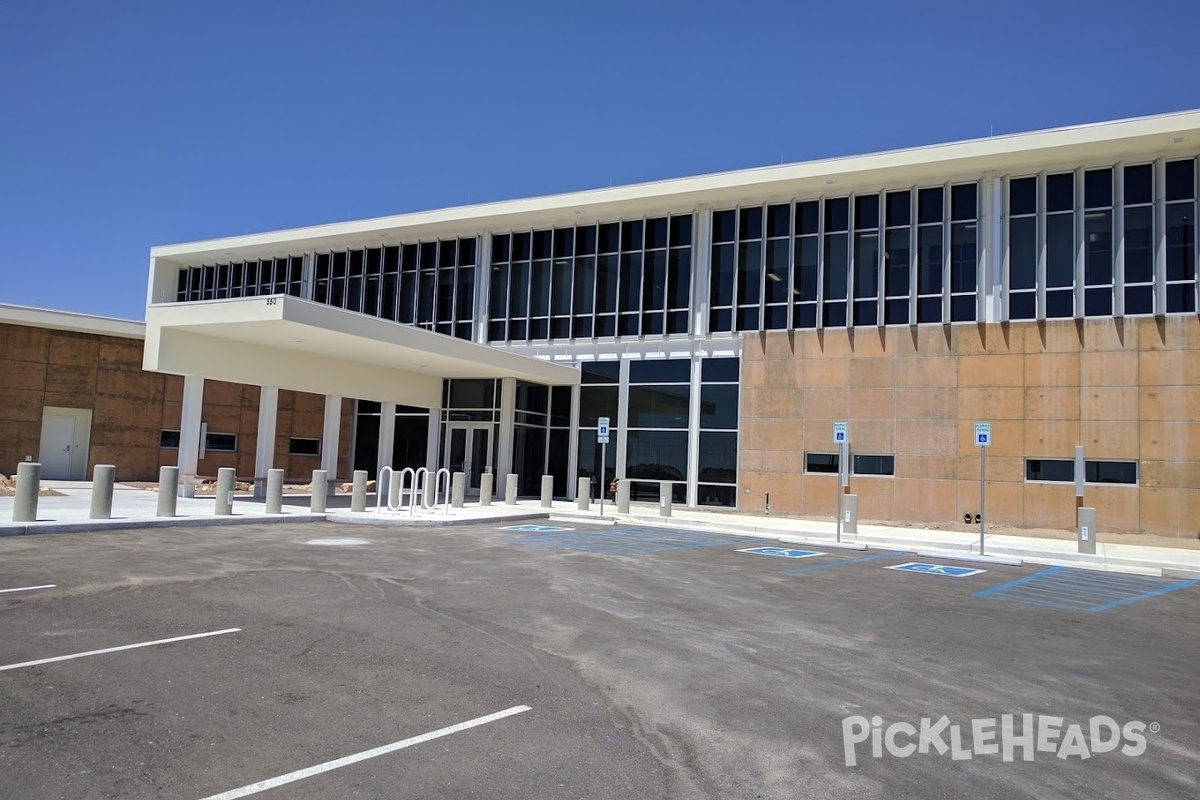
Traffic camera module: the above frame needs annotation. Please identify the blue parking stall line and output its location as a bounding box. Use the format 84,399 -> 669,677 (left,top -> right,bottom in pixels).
783,553 -> 898,575
499,524 -> 574,532
973,567 -> 1063,599
1088,579 -> 1199,613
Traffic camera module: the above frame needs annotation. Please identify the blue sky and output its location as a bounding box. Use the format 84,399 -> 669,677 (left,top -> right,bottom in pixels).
2,0 -> 1198,320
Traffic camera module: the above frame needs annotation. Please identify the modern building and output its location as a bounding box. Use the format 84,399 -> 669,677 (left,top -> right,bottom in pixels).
8,109 -> 1198,535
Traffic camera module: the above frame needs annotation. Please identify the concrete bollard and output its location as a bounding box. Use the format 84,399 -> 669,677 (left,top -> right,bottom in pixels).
616,479 -> 631,514
265,468 -> 284,514
13,462 -> 41,523
451,471 -> 466,508
310,469 -> 328,513
540,475 -> 554,508
479,472 -> 493,506
505,473 -> 518,505
214,467 -> 236,516
157,466 -> 179,517
89,464 -> 116,520
844,493 -> 858,534
659,481 -> 673,518
1077,507 -> 1097,555
577,477 -> 591,511
351,470 -> 368,512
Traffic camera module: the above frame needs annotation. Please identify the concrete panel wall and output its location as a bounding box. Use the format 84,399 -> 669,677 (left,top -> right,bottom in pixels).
739,317 -> 1200,537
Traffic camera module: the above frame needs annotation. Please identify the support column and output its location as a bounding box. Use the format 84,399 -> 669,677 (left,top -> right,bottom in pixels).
686,352 -> 702,507
254,386 -> 279,499
426,406 -> 441,471
177,376 -> 204,497
495,377 -> 516,481
377,401 -> 396,478
566,382 -> 580,502
321,395 -> 341,494
615,359 -> 630,485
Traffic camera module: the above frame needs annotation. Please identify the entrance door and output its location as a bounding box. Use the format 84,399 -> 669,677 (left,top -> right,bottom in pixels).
39,414 -> 75,480
445,423 -> 493,496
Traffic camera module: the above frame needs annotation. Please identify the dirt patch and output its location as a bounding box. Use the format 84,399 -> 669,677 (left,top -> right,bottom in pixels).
0,474 -> 64,498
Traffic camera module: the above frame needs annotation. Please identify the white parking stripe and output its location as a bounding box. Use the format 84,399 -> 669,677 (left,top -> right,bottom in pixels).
0,628 -> 241,672
197,704 -> 533,800
0,584 -> 56,594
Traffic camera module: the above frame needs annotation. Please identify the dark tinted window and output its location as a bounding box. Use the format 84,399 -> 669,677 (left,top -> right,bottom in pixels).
581,360 -> 620,383
1166,159 -> 1196,201
855,194 -> 879,229
825,198 -> 849,232
918,187 -> 943,224
805,453 -> 840,473
1010,177 -> 1037,216
1124,164 -> 1153,206
739,207 -> 763,239
886,191 -> 910,227
853,454 -> 895,475
702,356 -> 740,382
1084,168 -> 1112,209
951,184 -> 977,221
289,437 -> 321,456
1086,460 -> 1137,484
796,201 -> 820,236
160,430 -> 181,448
713,210 -> 736,243
1025,459 -> 1074,482
1046,173 -> 1074,212
629,358 -> 690,384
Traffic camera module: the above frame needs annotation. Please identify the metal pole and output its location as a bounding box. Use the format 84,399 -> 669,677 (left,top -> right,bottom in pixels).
599,441 -> 606,518
979,446 -> 986,555
835,440 -> 844,543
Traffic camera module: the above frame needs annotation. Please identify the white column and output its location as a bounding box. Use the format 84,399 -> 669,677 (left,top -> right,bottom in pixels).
177,376 -> 204,495
686,352 -> 702,507
692,209 -> 712,336
566,381 -> 580,501
377,402 -> 396,477
495,378 -> 516,479
321,395 -> 341,493
1153,157 -> 1167,315
254,386 -> 279,498
615,358 -> 630,481
989,177 -> 1004,322
1114,164 -> 1126,317
475,234 -> 492,344
426,406 -> 440,470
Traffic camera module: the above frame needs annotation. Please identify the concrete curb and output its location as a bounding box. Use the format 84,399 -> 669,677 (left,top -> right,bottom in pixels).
915,549 -> 1023,566
0,513 -> 327,536
328,511 -> 550,528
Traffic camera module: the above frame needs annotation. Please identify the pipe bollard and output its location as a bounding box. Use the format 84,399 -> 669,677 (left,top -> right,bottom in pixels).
616,479 -> 630,514
505,473 -> 518,505
89,464 -> 116,520
13,462 -> 41,522
157,466 -> 179,517
214,467 -> 236,515
577,477 -> 590,511
351,470 -> 368,512
659,481 -> 673,518
265,469 -> 285,514
540,475 -> 554,508
451,471 -> 466,508
310,469 -> 328,513
479,472 -> 493,506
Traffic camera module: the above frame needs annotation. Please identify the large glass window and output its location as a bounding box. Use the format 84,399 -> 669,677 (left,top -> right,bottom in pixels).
823,197 -> 849,327
1008,176 -> 1038,320
1084,168 -> 1114,317
1045,172 -> 1075,318
884,191 -> 911,325
577,361 -> 619,496
698,357 -> 739,507
853,194 -> 880,326
949,183 -> 978,322
495,216 -> 691,343
792,201 -> 820,329
1165,158 -> 1197,313
627,359 -> 690,501
1124,164 -> 1155,315
178,256 -> 303,304
916,188 -> 943,323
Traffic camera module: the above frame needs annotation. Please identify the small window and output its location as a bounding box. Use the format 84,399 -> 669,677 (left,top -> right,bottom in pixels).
852,454 -> 895,476
205,433 -> 237,453
805,453 -> 840,474
1025,459 -> 1074,482
160,430 -> 181,449
1086,460 -> 1137,485
289,437 -> 321,457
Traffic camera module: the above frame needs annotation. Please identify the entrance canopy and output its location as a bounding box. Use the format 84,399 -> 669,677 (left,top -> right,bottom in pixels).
143,296 -> 579,407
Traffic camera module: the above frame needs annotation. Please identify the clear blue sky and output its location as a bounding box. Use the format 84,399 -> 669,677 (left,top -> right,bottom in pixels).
2,0 -> 1197,320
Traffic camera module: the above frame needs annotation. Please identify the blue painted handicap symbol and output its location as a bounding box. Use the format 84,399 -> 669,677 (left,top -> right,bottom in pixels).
737,546 -> 825,559
500,524 -> 573,532
888,562 -> 986,577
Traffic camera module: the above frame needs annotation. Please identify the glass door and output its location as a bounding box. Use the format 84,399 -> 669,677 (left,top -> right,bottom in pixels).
445,423 -> 493,496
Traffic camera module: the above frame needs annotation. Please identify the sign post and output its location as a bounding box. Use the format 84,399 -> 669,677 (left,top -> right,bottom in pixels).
974,422 -> 991,555
597,416 -> 610,518
833,422 -> 848,543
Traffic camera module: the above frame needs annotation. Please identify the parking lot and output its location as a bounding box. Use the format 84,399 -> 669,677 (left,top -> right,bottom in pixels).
2,521 -> 1198,799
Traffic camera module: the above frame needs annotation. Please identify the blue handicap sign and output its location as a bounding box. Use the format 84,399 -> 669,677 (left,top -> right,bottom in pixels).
737,546 -> 825,559
888,562 -> 986,578
500,524 -> 573,532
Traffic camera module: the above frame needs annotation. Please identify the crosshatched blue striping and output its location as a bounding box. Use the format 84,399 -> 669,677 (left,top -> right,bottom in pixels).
507,526 -> 757,556
974,566 -> 1198,612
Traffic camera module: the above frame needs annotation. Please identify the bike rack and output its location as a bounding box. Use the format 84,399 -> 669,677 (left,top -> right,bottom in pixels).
376,466 -> 418,514
377,466 -> 450,516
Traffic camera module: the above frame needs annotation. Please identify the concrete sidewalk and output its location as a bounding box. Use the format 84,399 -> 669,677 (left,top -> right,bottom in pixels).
3,482 -> 1198,579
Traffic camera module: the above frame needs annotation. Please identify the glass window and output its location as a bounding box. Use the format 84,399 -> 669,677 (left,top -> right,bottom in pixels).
697,431 -> 737,485
1086,460 -> 1137,484
699,384 -> 739,428
767,204 -> 791,237
581,360 -> 620,383
205,432 -> 237,452
1046,173 -> 1074,213
794,237 -> 819,302
713,210 -> 736,243
645,217 -> 668,249
670,215 -> 693,247
1124,165 -> 1153,206
1166,202 -> 1196,282
579,386 -> 618,426
886,191 -> 910,227
796,201 -> 819,236
805,452 -> 839,473
951,184 -> 977,221
1025,459 -> 1074,482
1084,168 -> 1112,209
739,206 -> 763,240
1046,214 -> 1074,288
447,379 -> 497,409
1166,159 -> 1196,201
825,198 -> 849,232
289,437 -> 321,456
918,188 -> 943,225
160,430 -> 181,449
628,385 -> 690,428
701,357 -> 739,382
630,358 -> 690,383
626,430 -> 688,483
577,225 -> 597,255
855,194 -> 879,230
621,220 -> 643,251
737,241 -> 762,305
711,243 -> 736,307
852,454 -> 894,476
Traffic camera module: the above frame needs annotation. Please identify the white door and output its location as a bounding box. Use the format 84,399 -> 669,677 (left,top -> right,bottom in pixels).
39,414 -> 76,479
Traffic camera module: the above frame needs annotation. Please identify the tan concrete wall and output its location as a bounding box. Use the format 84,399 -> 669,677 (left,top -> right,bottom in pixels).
739,317 -> 1200,537
1,322 -> 354,483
